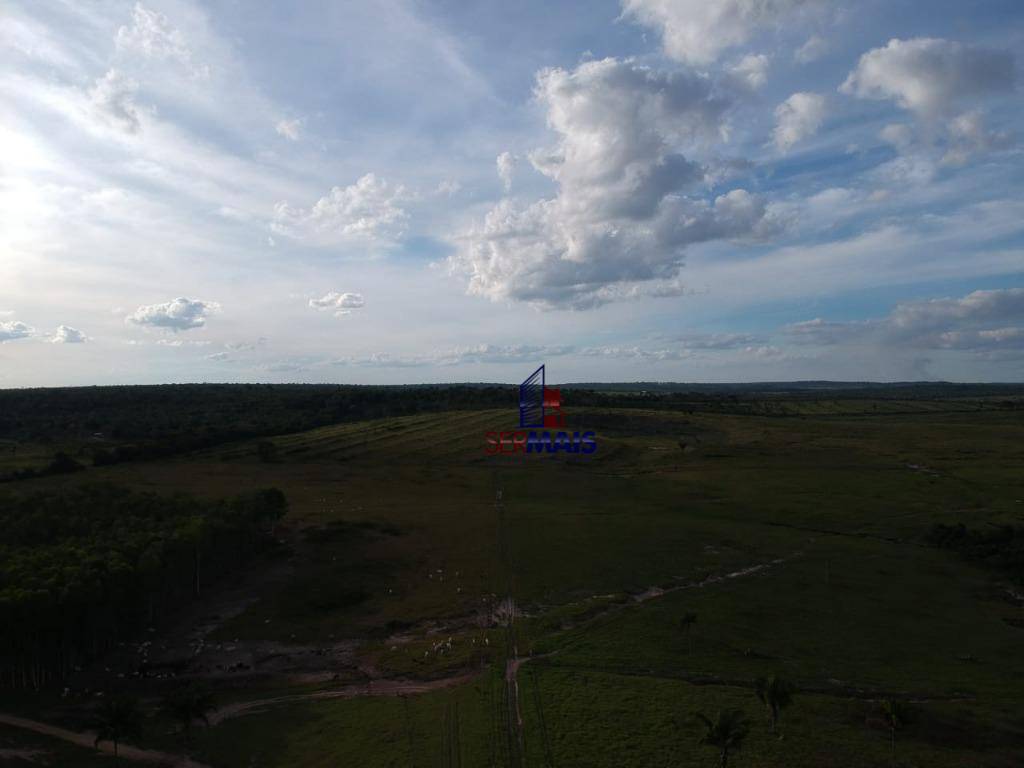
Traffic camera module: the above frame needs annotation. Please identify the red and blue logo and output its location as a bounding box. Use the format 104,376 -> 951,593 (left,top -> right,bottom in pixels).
485,364 -> 597,455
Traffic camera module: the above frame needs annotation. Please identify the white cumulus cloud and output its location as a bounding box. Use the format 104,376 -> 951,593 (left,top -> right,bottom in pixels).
126,297 -> 220,331
50,325 -> 87,343
840,37 -> 1014,116
496,151 -> 518,191
452,58 -> 780,309
309,291 -> 365,317
0,321 -> 33,342
773,91 -> 826,151
729,53 -> 770,90
272,174 -> 408,246
621,0 -> 822,65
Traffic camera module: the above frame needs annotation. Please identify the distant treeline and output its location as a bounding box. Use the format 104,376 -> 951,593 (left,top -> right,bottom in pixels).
0,483 -> 287,689
0,384 -> 517,471
1,383 -> 1021,478
927,523 -> 1024,584
562,381 -> 1024,398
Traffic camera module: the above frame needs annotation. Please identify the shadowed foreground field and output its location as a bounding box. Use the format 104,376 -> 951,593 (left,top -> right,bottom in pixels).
2,394 -> 1023,767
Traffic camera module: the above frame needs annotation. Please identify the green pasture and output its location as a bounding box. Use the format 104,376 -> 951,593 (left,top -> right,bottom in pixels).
4,402 -> 1023,766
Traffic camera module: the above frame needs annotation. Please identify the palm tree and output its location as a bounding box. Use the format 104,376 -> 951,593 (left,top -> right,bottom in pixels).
694,709 -> 749,768
162,682 -> 215,740
179,515 -> 211,599
93,695 -> 144,761
881,698 -> 912,766
754,675 -> 795,735
679,612 -> 698,654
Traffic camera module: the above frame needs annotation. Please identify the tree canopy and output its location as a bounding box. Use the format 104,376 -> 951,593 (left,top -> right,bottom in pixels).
0,483 -> 286,689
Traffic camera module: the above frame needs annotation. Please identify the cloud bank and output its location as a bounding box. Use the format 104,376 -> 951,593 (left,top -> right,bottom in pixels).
788,288 -> 1024,355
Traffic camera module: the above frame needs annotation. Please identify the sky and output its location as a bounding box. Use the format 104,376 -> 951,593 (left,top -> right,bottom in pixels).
2,0 -> 1023,386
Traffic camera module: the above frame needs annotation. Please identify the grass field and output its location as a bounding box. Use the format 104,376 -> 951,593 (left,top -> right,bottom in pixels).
2,398 -> 1023,766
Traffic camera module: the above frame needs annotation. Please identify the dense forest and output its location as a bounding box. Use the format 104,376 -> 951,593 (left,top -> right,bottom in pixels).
0,383 -> 516,448
0,483 -> 287,689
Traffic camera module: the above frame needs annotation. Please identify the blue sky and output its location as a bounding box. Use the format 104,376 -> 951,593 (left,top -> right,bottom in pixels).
1,0 -> 1023,385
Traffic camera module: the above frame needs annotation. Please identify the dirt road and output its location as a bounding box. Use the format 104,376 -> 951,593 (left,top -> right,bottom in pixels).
0,713 -> 210,767
208,672 -> 479,725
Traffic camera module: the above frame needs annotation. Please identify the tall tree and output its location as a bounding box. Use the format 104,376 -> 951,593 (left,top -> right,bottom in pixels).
694,709 -> 749,768
179,515 -> 210,599
679,612 -> 697,655
162,682 -> 216,740
881,698 -> 912,767
93,695 -> 144,761
754,675 -> 796,735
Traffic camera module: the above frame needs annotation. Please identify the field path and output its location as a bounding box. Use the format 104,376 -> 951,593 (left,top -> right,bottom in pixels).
493,479 -> 527,768
549,554 -> 800,637
208,672 -> 478,725
504,654 -> 525,729
0,712 -> 209,767
632,557 -> 795,602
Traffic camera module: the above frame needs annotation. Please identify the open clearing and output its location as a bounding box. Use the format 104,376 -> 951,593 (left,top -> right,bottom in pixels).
2,399 -> 1023,766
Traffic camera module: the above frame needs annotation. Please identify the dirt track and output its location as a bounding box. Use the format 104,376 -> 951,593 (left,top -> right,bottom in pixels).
0,713 -> 210,767
207,671 -> 480,725
0,674 -> 478,765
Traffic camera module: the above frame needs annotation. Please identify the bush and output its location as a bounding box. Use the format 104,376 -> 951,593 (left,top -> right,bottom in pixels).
46,452 -> 83,474
927,523 -> 1024,583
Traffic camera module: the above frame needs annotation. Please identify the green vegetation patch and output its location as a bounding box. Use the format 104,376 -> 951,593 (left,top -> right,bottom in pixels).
0,484 -> 286,690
